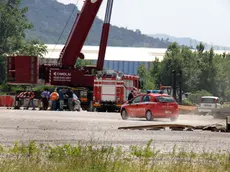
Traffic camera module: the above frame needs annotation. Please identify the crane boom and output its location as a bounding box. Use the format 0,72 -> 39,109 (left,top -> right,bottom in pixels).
97,0 -> 113,70
60,0 -> 103,68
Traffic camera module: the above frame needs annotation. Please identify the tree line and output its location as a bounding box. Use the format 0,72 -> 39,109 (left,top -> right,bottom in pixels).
138,42 -> 230,103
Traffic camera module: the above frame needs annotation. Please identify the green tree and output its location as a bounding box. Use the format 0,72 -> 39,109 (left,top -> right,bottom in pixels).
157,42 -> 182,86
137,64 -> 155,91
0,0 -> 33,56
196,47 -> 218,94
180,46 -> 200,92
0,0 -> 47,84
16,39 -> 47,57
75,59 -> 94,68
149,58 -> 161,86
196,42 -> 205,54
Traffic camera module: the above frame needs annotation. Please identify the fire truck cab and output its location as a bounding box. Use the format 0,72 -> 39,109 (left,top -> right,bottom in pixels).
93,70 -> 140,112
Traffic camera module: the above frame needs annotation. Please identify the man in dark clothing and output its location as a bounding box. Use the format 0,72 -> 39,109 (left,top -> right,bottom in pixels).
58,89 -> 64,111
128,90 -> 134,101
41,89 -> 50,110
66,89 -> 74,111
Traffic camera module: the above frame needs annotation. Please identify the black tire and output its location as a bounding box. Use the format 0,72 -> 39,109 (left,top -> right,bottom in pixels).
146,110 -> 153,121
121,109 -> 129,120
170,116 -> 178,121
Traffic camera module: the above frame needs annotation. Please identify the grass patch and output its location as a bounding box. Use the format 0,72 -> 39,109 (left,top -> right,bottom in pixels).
0,140 -> 230,172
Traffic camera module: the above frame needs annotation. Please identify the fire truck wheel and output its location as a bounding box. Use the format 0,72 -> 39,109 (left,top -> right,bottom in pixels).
146,110 -> 153,121
121,109 -> 129,120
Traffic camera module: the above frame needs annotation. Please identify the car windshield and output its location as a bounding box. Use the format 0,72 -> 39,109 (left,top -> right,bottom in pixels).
156,96 -> 175,103
201,98 -> 217,103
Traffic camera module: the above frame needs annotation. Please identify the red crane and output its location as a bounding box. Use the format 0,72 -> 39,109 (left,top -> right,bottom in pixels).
7,0 -> 113,87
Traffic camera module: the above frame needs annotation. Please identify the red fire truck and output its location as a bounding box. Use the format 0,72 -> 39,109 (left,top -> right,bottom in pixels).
93,70 -> 139,112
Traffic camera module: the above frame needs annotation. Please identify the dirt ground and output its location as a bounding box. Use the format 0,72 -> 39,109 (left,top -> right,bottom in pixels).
0,108 -> 229,153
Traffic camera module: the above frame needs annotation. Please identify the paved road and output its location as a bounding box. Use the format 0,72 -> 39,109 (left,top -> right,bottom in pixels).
0,109 -> 229,153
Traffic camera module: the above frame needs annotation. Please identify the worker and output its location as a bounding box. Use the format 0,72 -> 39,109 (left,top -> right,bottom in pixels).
58,88 -> 64,111
50,89 -> 59,110
26,90 -> 35,110
132,87 -> 139,97
66,89 -> 74,111
73,93 -> 81,111
41,88 -> 50,110
128,90 -> 134,101
15,92 -> 25,109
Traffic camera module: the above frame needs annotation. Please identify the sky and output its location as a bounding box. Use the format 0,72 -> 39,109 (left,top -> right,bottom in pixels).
57,0 -> 230,47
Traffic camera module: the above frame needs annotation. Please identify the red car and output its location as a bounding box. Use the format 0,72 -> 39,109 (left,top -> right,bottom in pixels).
120,93 -> 179,121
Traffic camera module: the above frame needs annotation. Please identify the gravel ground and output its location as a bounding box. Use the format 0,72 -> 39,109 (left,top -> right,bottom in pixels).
0,108 -> 229,153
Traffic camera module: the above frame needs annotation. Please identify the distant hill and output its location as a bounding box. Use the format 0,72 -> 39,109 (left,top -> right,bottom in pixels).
20,0 -> 170,48
150,34 -> 230,50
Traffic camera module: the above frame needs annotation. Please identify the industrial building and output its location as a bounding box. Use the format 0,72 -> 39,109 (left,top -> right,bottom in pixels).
41,44 -> 166,75
42,44 -> 230,75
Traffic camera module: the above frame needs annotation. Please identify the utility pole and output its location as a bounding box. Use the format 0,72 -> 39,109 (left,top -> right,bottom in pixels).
172,70 -> 183,104
179,70 -> 182,105
172,70 -> 177,100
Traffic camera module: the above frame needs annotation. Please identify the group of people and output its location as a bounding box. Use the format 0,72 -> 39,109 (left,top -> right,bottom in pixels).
16,88 -> 80,111
41,88 -> 80,111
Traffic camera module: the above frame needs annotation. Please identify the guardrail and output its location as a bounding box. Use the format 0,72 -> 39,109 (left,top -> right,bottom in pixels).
0,95 -> 41,109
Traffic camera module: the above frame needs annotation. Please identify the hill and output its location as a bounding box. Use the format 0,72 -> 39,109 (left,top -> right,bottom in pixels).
150,34 -> 230,50
20,0 -> 170,48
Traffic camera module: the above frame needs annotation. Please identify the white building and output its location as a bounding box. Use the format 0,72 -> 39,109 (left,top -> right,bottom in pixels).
41,44 -> 230,75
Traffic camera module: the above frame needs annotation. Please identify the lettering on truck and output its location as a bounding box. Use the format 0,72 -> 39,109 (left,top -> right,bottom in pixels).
53,72 -> 71,77
52,72 -> 71,82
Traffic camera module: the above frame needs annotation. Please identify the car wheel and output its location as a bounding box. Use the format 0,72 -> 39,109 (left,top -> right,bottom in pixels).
121,109 -> 129,120
146,110 -> 153,121
170,116 -> 178,121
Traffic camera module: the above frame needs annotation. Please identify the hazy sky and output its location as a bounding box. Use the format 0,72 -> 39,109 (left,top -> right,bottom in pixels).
57,0 -> 230,47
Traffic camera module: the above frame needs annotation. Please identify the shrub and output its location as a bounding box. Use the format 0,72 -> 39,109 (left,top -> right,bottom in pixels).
182,99 -> 193,106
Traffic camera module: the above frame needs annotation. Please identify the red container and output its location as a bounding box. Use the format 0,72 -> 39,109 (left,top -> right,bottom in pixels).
7,56 -> 38,84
